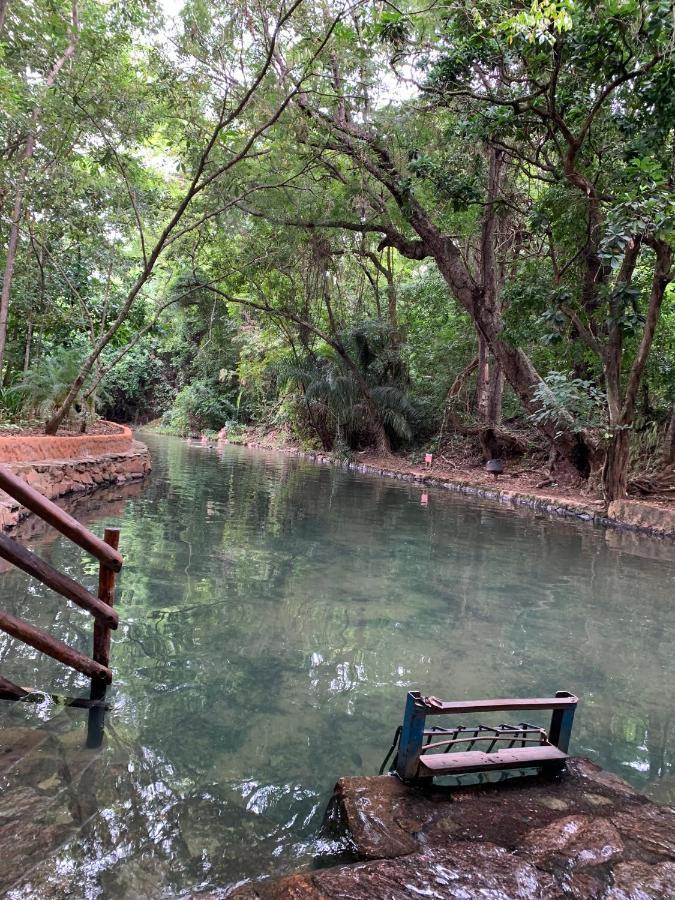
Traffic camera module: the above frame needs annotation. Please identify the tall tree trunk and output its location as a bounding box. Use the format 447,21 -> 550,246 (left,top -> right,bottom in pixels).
486,358 -> 504,426
44,18 -> 298,434
478,146 -> 505,430
476,335 -> 489,421
603,428 -> 630,503
602,239 -> 673,500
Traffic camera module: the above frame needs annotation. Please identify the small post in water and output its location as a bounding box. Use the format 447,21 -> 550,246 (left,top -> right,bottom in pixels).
87,527 -> 121,748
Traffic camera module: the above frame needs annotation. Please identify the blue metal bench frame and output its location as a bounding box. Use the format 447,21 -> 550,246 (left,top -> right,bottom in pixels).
395,690 -> 578,782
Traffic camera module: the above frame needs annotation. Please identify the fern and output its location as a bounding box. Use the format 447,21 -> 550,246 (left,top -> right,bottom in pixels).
13,349 -> 93,423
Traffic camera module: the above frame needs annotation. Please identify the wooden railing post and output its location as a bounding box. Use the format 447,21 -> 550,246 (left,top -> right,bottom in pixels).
88,527 -> 121,747
92,528 -> 121,671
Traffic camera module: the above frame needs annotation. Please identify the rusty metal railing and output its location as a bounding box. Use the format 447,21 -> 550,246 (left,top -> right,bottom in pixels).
0,465 -> 121,700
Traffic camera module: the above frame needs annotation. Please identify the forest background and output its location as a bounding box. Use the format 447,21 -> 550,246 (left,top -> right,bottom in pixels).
0,0 -> 673,503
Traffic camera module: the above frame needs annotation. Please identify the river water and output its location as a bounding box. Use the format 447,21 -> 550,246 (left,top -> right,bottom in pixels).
0,434 -> 673,896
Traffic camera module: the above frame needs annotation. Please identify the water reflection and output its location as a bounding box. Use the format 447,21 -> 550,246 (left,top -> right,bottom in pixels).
0,434 -> 674,896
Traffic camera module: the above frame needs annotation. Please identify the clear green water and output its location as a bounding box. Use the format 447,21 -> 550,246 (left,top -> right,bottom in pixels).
0,433 -> 674,896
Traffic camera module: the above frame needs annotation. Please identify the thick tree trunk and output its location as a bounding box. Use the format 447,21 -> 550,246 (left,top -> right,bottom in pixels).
603,428 -> 630,503
487,359 -> 504,426
45,370 -> 87,433
419,149 -> 527,445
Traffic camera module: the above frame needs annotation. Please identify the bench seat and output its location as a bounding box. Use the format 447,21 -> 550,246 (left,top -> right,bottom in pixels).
418,744 -> 567,776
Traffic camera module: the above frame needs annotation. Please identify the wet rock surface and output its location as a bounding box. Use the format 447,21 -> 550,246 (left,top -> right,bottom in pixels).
230,759 -> 675,899
231,843 -> 562,899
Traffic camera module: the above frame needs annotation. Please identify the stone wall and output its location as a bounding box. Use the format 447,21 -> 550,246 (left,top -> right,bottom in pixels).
607,498 -> 675,535
0,428 -> 151,530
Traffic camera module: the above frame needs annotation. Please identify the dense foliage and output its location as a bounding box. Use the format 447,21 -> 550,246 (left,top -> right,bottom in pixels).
0,0 -> 672,501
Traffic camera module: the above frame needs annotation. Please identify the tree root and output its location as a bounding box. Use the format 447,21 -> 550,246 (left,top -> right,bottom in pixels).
628,465 -> 675,496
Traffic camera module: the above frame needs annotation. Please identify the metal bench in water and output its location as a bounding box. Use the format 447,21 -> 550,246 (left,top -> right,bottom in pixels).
382,690 -> 578,782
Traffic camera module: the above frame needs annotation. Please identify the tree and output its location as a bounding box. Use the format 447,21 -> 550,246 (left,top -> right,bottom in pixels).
0,0 -> 80,371
1,0 -> 672,504
232,3 -> 583,460
236,0 -> 673,498
417,0 -> 674,499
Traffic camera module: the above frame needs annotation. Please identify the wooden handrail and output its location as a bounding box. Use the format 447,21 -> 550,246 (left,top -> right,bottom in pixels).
0,465 -> 123,571
0,531 -> 118,627
0,609 -> 112,682
91,528 -> 121,678
0,467 -> 124,698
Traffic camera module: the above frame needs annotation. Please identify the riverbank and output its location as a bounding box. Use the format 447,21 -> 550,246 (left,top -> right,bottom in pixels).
232,760 -> 675,899
216,426 -> 675,539
0,424 -> 151,530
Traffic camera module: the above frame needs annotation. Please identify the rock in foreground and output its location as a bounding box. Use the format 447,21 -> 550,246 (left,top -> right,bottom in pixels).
231,759 -> 675,899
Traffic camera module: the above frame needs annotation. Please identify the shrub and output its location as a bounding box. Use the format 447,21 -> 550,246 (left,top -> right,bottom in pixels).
164,379 -> 237,434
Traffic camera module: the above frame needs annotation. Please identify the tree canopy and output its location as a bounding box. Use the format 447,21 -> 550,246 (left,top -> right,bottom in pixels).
0,0 -> 673,502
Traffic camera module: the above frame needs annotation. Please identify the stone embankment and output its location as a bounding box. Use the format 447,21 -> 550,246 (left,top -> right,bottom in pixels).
224,433 -> 675,538
0,424 -> 151,530
232,761 -> 675,899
